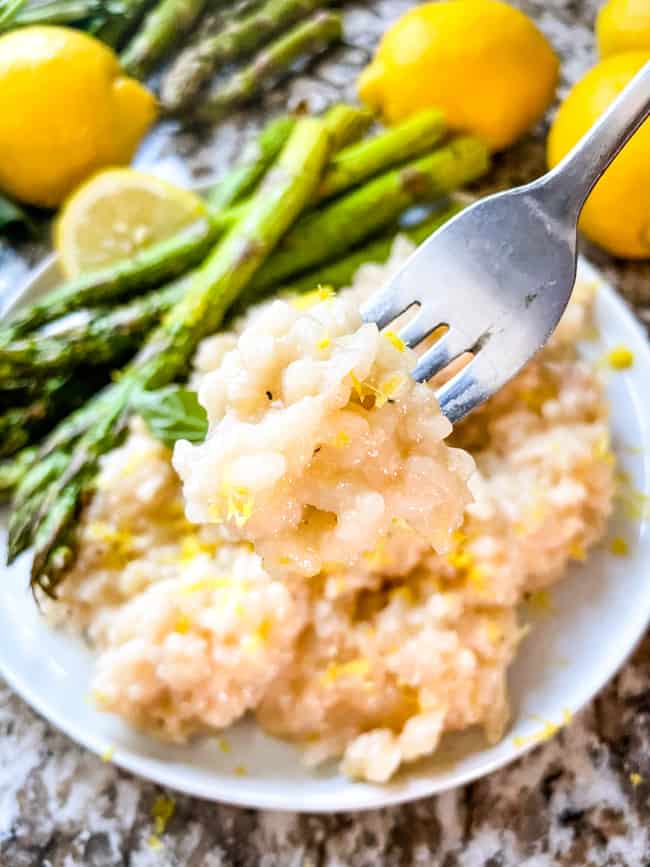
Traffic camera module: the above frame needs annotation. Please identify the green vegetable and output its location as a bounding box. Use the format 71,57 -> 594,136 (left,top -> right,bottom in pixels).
0,219 -> 219,344
0,0 -> 27,30
10,117 -> 331,594
161,0 -> 330,112
248,136 -> 490,291
134,385 -> 207,446
196,11 -> 343,122
0,192 -> 32,235
121,0 -> 210,79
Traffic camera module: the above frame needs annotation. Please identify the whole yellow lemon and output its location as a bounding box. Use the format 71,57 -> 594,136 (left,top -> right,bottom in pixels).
0,27 -> 157,208
597,0 -> 650,57
357,0 -> 559,151
547,52 -> 650,259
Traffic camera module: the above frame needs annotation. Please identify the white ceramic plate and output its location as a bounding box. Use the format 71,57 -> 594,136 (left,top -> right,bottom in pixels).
1,257 -> 649,812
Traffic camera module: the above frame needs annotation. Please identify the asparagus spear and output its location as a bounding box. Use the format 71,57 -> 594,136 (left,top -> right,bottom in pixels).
233,202 -> 465,313
215,109 -> 448,232
0,448 -> 37,500
0,219 -> 218,344
12,118 -> 331,593
161,0 -> 329,113
319,103 -> 374,153
317,110 -> 446,202
0,371 -> 107,459
121,0 -> 210,79
94,0 -> 154,48
248,136 -> 490,291
206,115 -> 296,210
196,11 -> 343,123
4,0 -> 109,27
0,275 -> 190,379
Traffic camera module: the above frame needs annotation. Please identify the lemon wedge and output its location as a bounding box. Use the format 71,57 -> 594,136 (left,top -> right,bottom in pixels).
54,168 -> 207,277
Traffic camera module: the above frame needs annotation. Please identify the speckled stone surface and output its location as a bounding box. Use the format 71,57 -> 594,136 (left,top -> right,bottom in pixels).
1,2 -> 649,865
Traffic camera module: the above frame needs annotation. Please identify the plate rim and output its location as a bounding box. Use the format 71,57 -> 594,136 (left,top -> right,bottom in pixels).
1,254 -> 649,813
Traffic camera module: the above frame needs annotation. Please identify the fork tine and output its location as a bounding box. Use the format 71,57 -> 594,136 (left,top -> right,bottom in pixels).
360,287 -> 418,331
412,330 -> 470,382
398,311 -> 444,348
434,358 -> 485,423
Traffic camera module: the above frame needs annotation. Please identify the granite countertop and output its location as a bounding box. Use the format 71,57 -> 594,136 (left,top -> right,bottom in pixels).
1,2 -> 649,864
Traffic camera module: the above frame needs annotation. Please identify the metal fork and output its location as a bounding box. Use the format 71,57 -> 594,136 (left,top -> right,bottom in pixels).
361,61 -> 650,423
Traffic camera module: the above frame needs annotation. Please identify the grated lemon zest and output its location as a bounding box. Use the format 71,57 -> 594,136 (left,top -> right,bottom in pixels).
292,286 -> 334,311
609,536 -> 629,556
316,333 -> 331,351
569,541 -> 587,561
485,620 -> 503,644
527,589 -> 553,613
174,614 -> 190,634
151,795 -> 175,836
330,431 -> 351,448
101,746 -> 115,763
181,576 -> 232,595
148,835 -> 163,850
390,585 -> 415,605
217,737 -> 231,754
391,517 -> 411,531
605,345 -> 634,370
362,538 -> 391,570
384,330 -> 406,352
321,658 -> 371,686
243,618 -> 271,652
179,534 -> 217,564
233,764 -> 248,776
630,772 -> 643,786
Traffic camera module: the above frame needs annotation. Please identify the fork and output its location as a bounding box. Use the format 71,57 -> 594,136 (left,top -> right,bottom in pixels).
361,60 -> 650,423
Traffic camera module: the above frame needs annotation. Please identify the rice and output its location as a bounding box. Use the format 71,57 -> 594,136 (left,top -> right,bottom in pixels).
52,237 -> 615,782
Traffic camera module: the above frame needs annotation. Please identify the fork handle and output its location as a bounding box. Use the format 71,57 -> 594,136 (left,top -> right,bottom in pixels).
544,59 -> 650,220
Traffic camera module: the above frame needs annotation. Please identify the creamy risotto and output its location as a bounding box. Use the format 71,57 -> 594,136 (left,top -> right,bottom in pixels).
52,238 -> 614,783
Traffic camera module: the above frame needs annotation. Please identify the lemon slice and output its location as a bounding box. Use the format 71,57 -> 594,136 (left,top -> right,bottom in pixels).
55,168 -> 207,277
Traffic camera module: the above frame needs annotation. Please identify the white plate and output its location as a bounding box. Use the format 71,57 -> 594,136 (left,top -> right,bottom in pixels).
1,257 -> 649,813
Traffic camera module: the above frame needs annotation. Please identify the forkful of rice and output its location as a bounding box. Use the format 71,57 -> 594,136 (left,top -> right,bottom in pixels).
361,61 -> 650,422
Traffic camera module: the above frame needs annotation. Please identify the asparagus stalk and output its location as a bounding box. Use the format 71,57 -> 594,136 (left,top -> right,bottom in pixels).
317,110 -> 446,201
0,448 -> 37,500
234,202 -> 465,313
248,136 -> 490,292
206,115 -> 296,210
319,103 -> 375,153
161,0 -> 330,113
12,118 -> 331,593
0,219 -> 218,344
0,275 -> 190,379
5,0 -> 108,27
216,109 -> 448,231
121,0 -> 210,79
94,0 -> 154,48
196,12 -> 343,123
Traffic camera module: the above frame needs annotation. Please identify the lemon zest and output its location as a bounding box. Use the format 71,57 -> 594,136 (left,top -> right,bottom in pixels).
233,764 -> 248,776
291,286 -> 334,311
609,536 -> 629,556
384,330 -> 406,352
604,345 -> 634,370
321,658 -> 371,686
174,614 -> 190,634
243,618 -> 271,652
151,795 -> 175,836
101,746 -> 115,763
216,737 -> 231,754
180,576 -> 233,595
316,333 -> 331,351
148,835 -> 163,850
569,541 -> 587,561
630,772 -> 643,786
527,589 -> 554,613
330,431 -> 351,448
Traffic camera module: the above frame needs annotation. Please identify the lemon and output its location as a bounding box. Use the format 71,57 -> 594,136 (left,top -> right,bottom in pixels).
55,169 -> 207,277
357,0 -> 559,151
597,0 -> 650,57
0,26 -> 157,208
547,53 -> 650,259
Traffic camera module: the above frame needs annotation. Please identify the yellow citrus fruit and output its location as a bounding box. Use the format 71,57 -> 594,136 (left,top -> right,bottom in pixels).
597,0 -> 650,57
357,0 -> 559,151
547,53 -> 650,259
0,26 -> 157,208
55,168 -> 207,277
